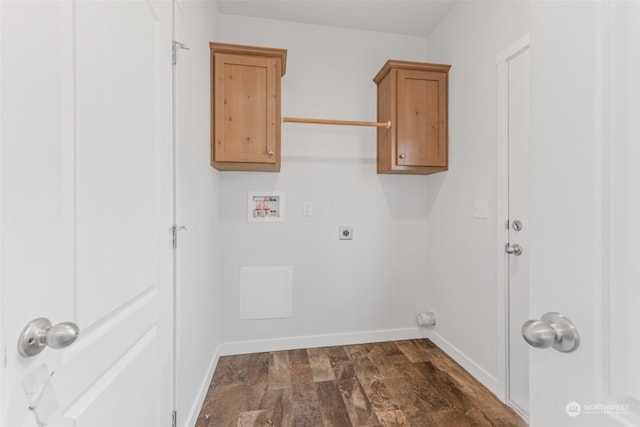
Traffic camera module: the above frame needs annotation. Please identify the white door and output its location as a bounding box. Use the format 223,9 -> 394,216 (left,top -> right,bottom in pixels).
506,44 -> 530,418
0,1 -> 174,426
529,2 -> 640,426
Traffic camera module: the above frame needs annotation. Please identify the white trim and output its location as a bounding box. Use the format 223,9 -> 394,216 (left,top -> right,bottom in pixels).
597,0 -> 611,408
218,327 -> 426,356
424,329 -> 500,397
171,0 -> 179,419
0,0 -> 4,414
496,33 -> 530,418
496,33 -> 531,65
184,348 -> 220,427
600,3 -> 640,426
496,52 -> 509,405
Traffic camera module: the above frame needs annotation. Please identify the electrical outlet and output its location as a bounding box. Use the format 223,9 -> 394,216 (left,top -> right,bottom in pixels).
339,226 -> 353,240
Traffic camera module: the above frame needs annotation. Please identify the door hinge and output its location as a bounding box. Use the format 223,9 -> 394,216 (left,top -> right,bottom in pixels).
172,225 -> 188,249
172,225 -> 177,249
172,41 -> 190,65
172,410 -> 177,427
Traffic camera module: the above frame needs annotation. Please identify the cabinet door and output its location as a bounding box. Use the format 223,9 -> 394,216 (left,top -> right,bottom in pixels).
396,69 -> 447,167
213,53 -> 279,165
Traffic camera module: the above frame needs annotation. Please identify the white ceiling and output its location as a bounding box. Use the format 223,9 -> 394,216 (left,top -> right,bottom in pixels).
216,0 -> 458,38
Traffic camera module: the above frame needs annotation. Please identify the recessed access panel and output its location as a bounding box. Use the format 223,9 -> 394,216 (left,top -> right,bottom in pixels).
239,266 -> 293,320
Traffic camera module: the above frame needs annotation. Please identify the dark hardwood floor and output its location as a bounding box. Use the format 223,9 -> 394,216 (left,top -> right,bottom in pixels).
195,339 -> 527,427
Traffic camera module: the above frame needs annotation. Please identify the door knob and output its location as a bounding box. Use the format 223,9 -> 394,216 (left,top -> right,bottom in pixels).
18,318 -> 80,357
505,243 -> 523,256
521,312 -> 579,353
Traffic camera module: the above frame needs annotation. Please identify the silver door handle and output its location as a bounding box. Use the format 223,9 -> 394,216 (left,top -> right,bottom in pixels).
521,312 -> 579,353
18,318 -> 80,357
505,243 -> 523,256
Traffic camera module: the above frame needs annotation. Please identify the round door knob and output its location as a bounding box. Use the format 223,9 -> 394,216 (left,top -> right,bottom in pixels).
522,312 -> 579,353
268,151 -> 274,156
18,318 -> 80,357
505,243 -> 523,256
399,154 -> 406,159
521,320 -> 556,348
45,322 -> 80,349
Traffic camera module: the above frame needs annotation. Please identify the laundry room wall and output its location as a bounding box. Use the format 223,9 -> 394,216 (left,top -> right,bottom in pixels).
214,15 -> 434,352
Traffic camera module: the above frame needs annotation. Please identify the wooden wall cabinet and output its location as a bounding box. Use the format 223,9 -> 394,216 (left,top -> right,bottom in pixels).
210,43 -> 287,172
374,60 -> 451,175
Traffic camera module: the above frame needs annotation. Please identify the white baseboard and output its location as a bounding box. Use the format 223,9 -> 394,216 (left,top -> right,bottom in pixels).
424,329 -> 500,397
217,327 -> 426,356
184,348 -> 220,427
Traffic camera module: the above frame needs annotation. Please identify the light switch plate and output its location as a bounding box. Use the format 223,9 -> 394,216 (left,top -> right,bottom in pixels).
474,200 -> 489,219
303,201 -> 312,216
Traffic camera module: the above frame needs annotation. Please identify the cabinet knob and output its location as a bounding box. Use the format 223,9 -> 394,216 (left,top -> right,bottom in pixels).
268,151 -> 274,156
399,154 -> 406,159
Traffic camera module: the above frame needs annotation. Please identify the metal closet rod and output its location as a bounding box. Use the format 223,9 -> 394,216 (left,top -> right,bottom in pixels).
283,116 -> 391,129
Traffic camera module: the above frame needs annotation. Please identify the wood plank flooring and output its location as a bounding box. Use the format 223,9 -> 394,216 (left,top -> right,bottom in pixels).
195,339 -> 527,427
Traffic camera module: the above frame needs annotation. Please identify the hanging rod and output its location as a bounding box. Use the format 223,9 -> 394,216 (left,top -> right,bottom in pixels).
283,116 -> 391,129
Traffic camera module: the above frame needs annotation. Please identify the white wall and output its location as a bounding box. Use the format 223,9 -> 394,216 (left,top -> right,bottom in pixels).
215,16 -> 434,350
422,1 -> 531,390
174,2 -> 221,427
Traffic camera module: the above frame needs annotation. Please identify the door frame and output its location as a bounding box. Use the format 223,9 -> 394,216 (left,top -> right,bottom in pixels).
495,33 -> 531,420
0,0 -> 4,412
0,0 -> 5,412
